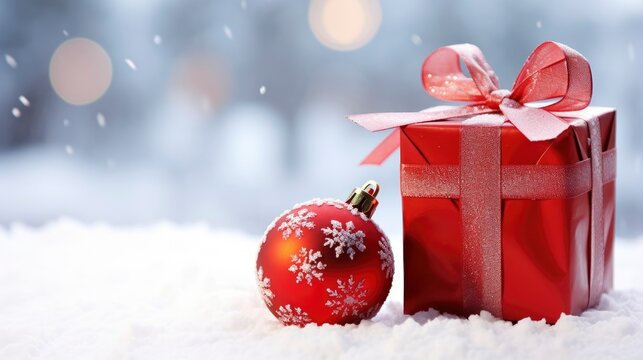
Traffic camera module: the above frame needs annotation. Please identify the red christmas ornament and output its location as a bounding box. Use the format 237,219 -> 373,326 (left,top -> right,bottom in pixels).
256,181 -> 394,326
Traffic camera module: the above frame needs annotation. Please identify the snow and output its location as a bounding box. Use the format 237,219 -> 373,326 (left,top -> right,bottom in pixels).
18,95 -> 30,107
4,54 -> 17,68
1,220 -> 642,359
125,59 -> 137,70
153,35 -> 162,45
410,34 -> 422,46
97,112 -> 106,128
627,43 -> 635,63
64,145 -> 74,155
536,20 -> 543,29
11,107 -> 21,118
259,85 -> 266,95
223,25 -> 233,39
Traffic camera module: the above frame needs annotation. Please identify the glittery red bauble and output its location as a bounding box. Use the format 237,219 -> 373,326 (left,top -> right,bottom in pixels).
256,198 -> 394,326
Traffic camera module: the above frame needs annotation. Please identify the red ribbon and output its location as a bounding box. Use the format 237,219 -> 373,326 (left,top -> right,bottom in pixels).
348,41 -> 593,165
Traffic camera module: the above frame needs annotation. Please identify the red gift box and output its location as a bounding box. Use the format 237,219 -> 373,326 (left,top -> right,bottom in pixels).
349,42 -> 616,323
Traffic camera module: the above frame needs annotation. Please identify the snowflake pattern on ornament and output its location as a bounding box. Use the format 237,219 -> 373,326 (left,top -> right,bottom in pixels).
275,304 -> 311,326
325,275 -> 368,317
364,302 -> 382,319
321,220 -> 366,259
289,247 -> 327,285
378,237 -> 394,279
278,209 -> 317,239
256,266 -> 275,306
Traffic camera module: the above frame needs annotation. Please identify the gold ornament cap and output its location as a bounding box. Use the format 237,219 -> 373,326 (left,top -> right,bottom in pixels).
345,180 -> 380,218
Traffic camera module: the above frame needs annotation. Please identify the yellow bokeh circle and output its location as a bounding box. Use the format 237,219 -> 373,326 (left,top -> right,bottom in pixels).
309,0 -> 382,51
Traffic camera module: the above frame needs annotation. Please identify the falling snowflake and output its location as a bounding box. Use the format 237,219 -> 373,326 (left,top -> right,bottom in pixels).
321,220 -> 366,259
536,20 -> 542,29
275,304 -> 311,326
378,237 -> 394,279
5,54 -> 17,68
153,35 -> 162,45
325,275 -> 368,317
125,59 -> 137,70
277,209 -> 316,239
289,247 -> 327,286
97,112 -> 106,128
628,43 -> 636,64
410,34 -> 422,46
63,29 -> 69,37
11,108 -> 20,118
19,95 -> 30,107
65,145 -> 74,155
259,85 -> 266,95
63,119 -> 70,127
256,266 -> 274,306
223,25 -> 233,39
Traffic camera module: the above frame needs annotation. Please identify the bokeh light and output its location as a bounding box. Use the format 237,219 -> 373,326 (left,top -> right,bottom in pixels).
308,0 -> 382,51
49,38 -> 113,105
170,52 -> 229,115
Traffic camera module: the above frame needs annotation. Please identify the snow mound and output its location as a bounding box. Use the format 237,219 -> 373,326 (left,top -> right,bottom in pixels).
1,220 -> 643,359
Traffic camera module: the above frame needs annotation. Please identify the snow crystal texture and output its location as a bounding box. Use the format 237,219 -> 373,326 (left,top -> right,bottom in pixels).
1,220 -> 643,359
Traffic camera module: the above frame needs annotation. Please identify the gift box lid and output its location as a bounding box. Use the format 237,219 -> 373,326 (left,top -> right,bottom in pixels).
400,106 -> 615,167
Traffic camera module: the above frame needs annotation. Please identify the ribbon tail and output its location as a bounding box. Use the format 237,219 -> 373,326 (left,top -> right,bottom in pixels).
348,105 -> 495,132
351,105 -> 496,165
360,128 -> 400,165
499,99 -> 570,141
586,116 -> 605,307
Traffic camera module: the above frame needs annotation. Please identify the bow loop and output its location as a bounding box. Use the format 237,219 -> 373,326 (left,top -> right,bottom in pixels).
422,44 -> 499,102
510,41 -> 592,111
349,41 -> 594,164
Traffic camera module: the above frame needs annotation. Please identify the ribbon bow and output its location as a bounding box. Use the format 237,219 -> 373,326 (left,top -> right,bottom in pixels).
349,41 -> 593,165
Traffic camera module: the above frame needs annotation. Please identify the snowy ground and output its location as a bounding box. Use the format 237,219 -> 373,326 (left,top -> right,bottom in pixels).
1,220 -> 643,359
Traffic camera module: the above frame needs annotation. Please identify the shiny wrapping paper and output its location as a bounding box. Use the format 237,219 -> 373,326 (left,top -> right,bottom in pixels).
348,41 -> 617,323
400,108 -> 615,323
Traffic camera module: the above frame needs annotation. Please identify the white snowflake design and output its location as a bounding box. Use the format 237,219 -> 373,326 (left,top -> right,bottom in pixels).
277,208 -> 317,239
275,304 -> 312,326
256,266 -> 275,307
288,247 -> 327,286
325,275 -> 368,317
321,220 -> 366,259
364,302 -> 383,319
378,237 -> 394,279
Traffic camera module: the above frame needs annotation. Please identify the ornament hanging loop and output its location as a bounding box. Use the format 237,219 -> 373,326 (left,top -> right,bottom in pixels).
346,180 -> 380,218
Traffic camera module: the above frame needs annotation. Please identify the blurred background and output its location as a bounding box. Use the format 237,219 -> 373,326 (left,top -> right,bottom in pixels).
0,0 -> 641,237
